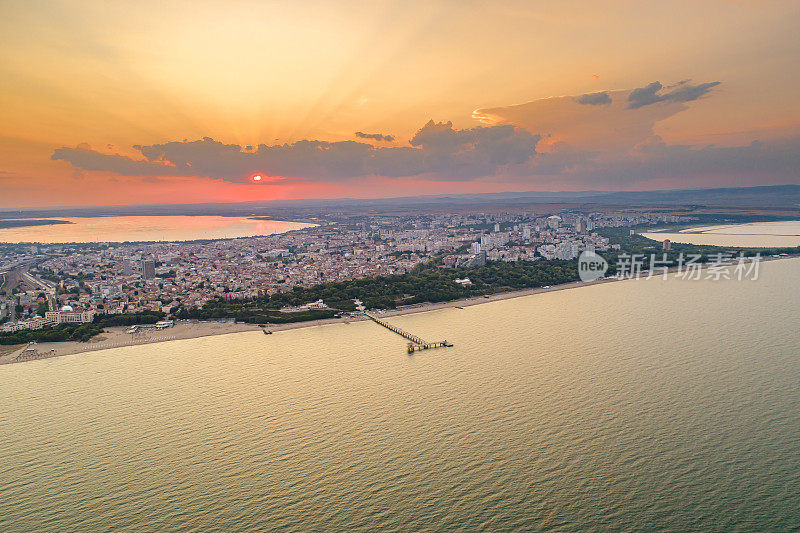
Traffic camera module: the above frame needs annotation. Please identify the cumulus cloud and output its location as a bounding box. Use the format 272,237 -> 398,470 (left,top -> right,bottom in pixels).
354,131 -> 396,142
407,120 -> 540,180
49,78 -> 793,191
474,79 -> 722,153
576,91 -> 612,106
490,136 -> 800,190
627,80 -> 720,109
51,146 -> 174,176
473,79 -> 798,188
618,137 -> 800,183
51,121 -> 540,183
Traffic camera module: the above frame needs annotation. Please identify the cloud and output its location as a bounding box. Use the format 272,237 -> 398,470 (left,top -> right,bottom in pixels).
473,80 -> 798,188
354,131 -> 396,142
51,145 -> 175,176
490,136 -> 800,190
51,121 -> 541,183
576,91 -> 612,106
474,79 -> 721,153
49,79 -> 794,191
617,137 -> 800,183
627,80 -> 720,109
407,120 -> 540,180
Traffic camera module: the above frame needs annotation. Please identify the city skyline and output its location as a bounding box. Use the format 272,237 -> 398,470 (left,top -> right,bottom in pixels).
2,0 -> 799,208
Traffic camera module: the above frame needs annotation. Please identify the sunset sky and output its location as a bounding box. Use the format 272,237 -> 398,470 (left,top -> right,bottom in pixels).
1,0 -> 799,208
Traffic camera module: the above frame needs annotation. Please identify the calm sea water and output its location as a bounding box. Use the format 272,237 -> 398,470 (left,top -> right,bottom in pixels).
1,257 -> 798,530
642,220 -> 800,247
0,216 -> 313,243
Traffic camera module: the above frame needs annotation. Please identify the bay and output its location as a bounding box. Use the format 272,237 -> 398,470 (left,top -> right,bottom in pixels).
0,216 -> 313,243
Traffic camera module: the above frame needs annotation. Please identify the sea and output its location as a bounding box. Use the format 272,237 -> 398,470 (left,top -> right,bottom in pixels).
0,216 -> 313,243
0,224 -> 798,531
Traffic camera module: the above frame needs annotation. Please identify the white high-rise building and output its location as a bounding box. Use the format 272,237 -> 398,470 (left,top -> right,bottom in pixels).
554,240 -> 579,260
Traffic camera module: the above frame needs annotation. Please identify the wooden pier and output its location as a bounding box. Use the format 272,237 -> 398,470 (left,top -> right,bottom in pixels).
406,340 -> 453,353
365,313 -> 452,354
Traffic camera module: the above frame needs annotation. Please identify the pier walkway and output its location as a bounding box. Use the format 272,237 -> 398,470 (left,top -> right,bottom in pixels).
365,313 -> 452,354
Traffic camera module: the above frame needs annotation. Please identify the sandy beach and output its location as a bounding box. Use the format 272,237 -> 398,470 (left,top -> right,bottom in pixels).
0,275 -> 618,364
2,253 -> 793,365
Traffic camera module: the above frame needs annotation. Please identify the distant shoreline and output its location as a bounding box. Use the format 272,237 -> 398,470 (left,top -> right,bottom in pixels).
677,220 -> 800,236
0,216 -> 316,245
3,253 -> 796,365
0,219 -> 73,230
643,219 -> 800,236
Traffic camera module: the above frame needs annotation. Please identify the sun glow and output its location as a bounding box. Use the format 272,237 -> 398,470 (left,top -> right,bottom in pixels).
252,175 -> 263,182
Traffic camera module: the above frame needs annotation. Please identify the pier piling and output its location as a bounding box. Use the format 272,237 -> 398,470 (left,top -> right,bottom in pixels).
365,313 -> 452,354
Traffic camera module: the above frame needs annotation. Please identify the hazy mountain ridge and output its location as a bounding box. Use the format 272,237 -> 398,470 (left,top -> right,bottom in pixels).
2,185 -> 799,219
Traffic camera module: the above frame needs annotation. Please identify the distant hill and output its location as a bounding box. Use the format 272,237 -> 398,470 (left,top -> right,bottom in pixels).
2,184 -> 799,219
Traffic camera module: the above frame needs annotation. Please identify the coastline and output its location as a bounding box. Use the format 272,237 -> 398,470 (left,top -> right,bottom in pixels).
0,274 -> 621,365
2,254 -> 795,366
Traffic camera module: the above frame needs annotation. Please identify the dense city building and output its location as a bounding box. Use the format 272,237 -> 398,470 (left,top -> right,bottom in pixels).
0,209 -> 691,332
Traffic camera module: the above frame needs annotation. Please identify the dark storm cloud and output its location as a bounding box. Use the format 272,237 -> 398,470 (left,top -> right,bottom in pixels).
628,80 -> 721,109
51,121 -> 541,182
354,131 -> 396,142
575,91 -> 612,105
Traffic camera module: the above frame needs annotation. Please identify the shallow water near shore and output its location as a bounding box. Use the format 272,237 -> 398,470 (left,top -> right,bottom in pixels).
1,257 -> 799,531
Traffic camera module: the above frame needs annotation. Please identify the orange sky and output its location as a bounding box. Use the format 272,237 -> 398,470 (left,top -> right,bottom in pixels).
1,0 -> 799,208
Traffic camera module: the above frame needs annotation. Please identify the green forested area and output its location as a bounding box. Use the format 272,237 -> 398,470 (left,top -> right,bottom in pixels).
93,311 -> 166,327
176,259 -> 579,322
0,323 -> 104,345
